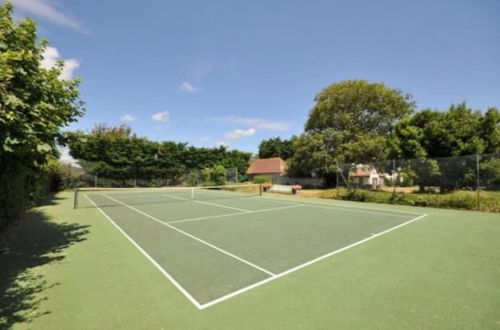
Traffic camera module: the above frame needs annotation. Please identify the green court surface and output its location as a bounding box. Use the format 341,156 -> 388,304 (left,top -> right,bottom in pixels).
81,187 -> 426,308
2,190 -> 499,329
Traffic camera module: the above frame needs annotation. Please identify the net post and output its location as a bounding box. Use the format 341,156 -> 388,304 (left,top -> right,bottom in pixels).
191,187 -> 194,199
73,188 -> 79,209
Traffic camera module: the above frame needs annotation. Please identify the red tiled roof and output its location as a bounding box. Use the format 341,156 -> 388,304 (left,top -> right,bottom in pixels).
247,157 -> 287,175
350,166 -> 378,177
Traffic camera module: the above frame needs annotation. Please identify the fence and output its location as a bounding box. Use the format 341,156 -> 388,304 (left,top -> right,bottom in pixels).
76,166 -> 246,188
333,153 -> 500,211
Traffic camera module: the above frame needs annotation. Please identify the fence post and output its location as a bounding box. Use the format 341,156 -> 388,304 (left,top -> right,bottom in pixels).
336,160 -> 339,198
476,154 -> 480,210
392,159 -> 396,196
73,188 -> 79,209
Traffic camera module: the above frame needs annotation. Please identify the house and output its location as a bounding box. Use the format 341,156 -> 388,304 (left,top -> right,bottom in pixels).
246,157 -> 287,182
350,164 -> 384,188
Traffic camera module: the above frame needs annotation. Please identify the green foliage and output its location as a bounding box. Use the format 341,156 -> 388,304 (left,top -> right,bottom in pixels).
258,137 -> 295,159
67,125 -> 251,187
0,2 -> 84,230
252,175 -> 272,184
199,165 -> 226,186
391,103 -> 499,159
306,80 -> 415,133
304,80 -> 414,163
287,80 -> 415,185
319,188 -> 499,212
212,165 -> 227,186
480,157 -> 500,189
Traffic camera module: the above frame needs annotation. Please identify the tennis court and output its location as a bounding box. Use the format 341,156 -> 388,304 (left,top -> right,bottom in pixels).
76,185 -> 427,310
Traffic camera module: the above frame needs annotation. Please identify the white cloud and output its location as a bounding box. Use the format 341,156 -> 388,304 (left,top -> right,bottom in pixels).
216,141 -> 228,147
121,114 -> 136,122
41,46 -> 79,80
12,0 -> 84,32
225,128 -> 256,139
199,136 -> 210,142
152,111 -> 170,122
178,81 -> 200,93
213,116 -> 291,131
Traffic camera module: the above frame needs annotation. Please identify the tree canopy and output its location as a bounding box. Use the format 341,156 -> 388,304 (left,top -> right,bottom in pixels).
258,137 -> 295,159
303,80 -> 415,162
391,103 -> 500,159
0,1 -> 84,228
67,124 -> 252,186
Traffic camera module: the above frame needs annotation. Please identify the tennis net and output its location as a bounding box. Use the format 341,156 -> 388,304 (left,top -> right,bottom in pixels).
73,184 -> 262,209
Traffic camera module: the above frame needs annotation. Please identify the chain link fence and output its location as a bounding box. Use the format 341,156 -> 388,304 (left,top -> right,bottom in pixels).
333,153 -> 499,211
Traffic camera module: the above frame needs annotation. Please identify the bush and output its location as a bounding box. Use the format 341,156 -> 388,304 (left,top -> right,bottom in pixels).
212,165 -> 227,186
253,176 -> 273,184
318,187 -> 498,212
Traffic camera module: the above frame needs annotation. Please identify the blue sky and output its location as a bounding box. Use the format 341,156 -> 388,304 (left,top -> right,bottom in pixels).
12,0 -> 500,153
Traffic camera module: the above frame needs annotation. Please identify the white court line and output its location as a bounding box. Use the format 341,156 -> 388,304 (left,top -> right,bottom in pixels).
102,193 -> 276,277
87,193 -> 428,310
199,213 -> 428,309
168,204 -> 304,225
162,193 -> 252,213
84,194 -> 203,309
257,195 -> 422,217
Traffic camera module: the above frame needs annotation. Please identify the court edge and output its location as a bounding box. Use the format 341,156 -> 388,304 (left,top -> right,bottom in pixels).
84,194 -> 427,310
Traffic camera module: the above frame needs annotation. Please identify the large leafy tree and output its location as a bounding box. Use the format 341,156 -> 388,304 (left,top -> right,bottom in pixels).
304,80 -> 415,162
258,136 -> 294,159
0,2 -> 84,227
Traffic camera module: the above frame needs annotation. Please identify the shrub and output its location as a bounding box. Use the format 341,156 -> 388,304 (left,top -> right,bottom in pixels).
253,176 -> 272,184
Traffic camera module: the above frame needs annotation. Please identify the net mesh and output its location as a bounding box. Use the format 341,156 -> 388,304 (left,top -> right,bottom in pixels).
74,184 -> 262,209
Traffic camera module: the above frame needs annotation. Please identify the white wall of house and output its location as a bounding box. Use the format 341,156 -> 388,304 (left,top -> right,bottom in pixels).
353,169 -> 383,188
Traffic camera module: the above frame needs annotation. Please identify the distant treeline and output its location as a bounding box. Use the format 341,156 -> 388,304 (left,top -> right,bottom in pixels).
67,124 -> 252,186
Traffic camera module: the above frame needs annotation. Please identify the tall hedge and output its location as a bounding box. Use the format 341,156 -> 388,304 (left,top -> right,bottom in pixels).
0,2 -> 84,230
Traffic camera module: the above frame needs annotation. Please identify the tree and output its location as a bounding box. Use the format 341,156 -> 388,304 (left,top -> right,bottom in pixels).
306,80 -> 414,133
287,129 -> 339,184
304,80 -> 415,163
391,103 -> 495,159
258,137 -> 294,159
390,103 -> 499,192
480,108 -> 500,153
67,125 -> 252,187
212,165 -> 227,186
0,2 -> 84,228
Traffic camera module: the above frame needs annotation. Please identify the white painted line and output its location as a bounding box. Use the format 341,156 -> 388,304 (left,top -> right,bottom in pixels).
168,211 -> 247,224
84,194 -> 203,310
258,195 -> 423,217
168,204 -> 304,225
162,193 -> 252,213
298,203 -> 413,218
102,193 -> 276,277
199,213 -> 428,309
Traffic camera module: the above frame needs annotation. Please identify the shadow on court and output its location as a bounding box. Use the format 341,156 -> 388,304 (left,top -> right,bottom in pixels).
0,195 -> 89,329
